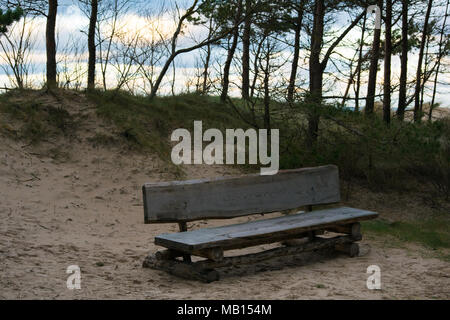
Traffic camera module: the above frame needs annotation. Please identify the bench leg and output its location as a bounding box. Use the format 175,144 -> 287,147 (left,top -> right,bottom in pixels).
335,242 -> 360,257
177,222 -> 192,263
143,235 -> 364,282
143,254 -> 220,283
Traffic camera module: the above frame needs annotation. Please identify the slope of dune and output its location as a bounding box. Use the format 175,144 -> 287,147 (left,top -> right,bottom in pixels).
0,90 -> 448,299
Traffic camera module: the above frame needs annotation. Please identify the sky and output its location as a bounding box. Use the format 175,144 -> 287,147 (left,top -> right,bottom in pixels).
0,0 -> 448,109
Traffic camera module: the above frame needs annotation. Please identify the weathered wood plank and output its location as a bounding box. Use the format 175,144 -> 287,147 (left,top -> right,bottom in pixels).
327,223 -> 361,239
143,165 -> 340,223
155,207 -> 378,252
155,248 -> 224,261
177,222 -> 191,262
194,235 -> 356,270
144,235 -> 357,282
143,255 -> 220,283
335,243 -> 360,257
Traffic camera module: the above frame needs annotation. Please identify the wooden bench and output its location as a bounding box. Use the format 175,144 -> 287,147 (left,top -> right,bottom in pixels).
142,165 -> 378,282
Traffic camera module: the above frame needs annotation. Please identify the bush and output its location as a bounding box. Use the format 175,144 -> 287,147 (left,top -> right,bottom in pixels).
275,101 -> 450,197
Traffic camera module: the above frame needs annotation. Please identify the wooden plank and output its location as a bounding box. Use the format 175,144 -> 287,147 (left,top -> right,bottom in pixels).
155,248 -> 224,261
335,243 -> 360,257
143,255 -> 220,283
327,223 -> 361,239
194,235 -> 356,270
144,235 -> 356,282
177,222 -> 191,262
143,165 -> 340,223
155,207 -> 378,252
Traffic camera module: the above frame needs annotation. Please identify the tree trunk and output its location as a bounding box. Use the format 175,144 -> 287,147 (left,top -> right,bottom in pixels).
307,0 -> 364,144
202,42 -> 211,94
354,13 -> 367,112
420,33 -> 431,112
263,42 -> 271,130
46,0 -> 58,90
150,55 -> 175,100
429,0 -> 449,121
413,0 -> 433,123
220,1 -> 243,102
397,0 -> 408,121
87,0 -> 98,90
250,34 -> 266,99
220,33 -> 239,102
383,0 -> 392,124
202,18 -> 213,94
307,0 -> 325,146
341,56 -> 357,108
287,0 -> 305,103
241,0 -> 251,100
365,0 -> 383,115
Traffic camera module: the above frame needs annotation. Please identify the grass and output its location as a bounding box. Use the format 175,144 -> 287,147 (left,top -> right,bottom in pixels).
362,219 -> 450,252
87,90 -> 253,161
87,132 -> 119,148
0,92 -> 76,144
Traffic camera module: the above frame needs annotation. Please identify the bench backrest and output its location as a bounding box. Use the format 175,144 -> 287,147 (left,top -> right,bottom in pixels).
142,165 -> 340,223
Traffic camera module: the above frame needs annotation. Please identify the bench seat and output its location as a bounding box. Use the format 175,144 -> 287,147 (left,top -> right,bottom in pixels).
155,207 -> 378,253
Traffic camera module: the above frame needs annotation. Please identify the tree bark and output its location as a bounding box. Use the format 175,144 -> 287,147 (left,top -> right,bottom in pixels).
263,41 -> 271,130
341,56 -> 358,108
87,0 -> 98,90
287,0 -> 305,103
365,0 -> 383,115
307,1 -> 364,144
202,18 -> 213,94
202,42 -> 211,94
307,0 -> 365,147
354,13 -> 367,112
220,0 -> 243,102
413,0 -> 433,122
383,0 -> 392,124
306,0 -> 325,146
397,0 -> 408,120
241,0 -> 252,100
46,0 -> 58,90
420,33 -> 431,112
429,0 -> 449,121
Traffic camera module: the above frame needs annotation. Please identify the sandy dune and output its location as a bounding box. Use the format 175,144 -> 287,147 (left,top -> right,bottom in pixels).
0,93 -> 448,299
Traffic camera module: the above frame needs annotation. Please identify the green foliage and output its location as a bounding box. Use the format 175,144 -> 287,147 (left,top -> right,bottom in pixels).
87,133 -> 119,148
0,7 -> 23,33
87,90 -> 252,159
196,0 -> 293,39
271,100 -> 450,198
0,94 -> 75,144
363,219 -> 450,251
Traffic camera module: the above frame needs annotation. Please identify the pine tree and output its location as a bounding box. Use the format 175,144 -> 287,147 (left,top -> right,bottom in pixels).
0,6 -> 23,33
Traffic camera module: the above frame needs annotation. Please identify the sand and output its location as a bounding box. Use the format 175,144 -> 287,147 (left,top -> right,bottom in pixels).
0,92 -> 449,300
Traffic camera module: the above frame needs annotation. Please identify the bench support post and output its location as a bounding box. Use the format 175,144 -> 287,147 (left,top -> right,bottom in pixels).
327,223 -> 362,240
144,235 -> 361,283
335,242 -> 360,257
178,222 -> 192,263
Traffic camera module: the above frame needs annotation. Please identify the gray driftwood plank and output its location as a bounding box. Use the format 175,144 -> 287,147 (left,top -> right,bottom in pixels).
143,165 -> 340,223
143,235 -> 357,282
154,207 -> 378,252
